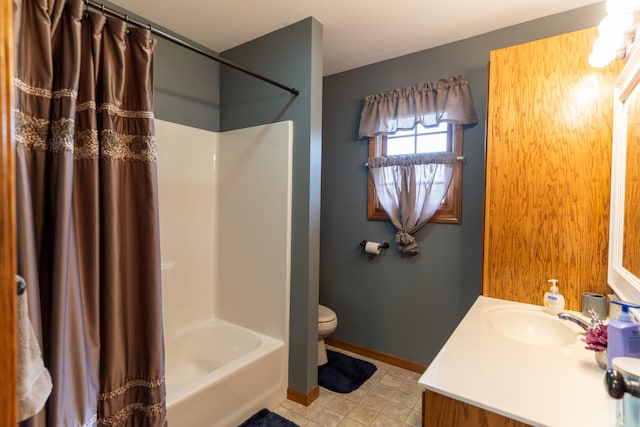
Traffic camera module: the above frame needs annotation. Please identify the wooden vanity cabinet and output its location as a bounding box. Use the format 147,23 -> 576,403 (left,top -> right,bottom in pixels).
423,391 -> 531,427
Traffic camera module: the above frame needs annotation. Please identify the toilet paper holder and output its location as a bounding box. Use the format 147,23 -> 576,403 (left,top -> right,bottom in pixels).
360,241 -> 389,251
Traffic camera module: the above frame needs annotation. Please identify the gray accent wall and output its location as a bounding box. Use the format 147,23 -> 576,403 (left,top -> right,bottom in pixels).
320,3 -> 606,365
154,38 -> 220,131
220,18 -> 324,395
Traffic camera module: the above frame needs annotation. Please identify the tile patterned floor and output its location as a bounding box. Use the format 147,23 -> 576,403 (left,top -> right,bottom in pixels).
273,346 -> 424,427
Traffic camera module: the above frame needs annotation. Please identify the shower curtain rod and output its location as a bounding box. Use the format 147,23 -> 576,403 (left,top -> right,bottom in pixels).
85,0 -> 300,96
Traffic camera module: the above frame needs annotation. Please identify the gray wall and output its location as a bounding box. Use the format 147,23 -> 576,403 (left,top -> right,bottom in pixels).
154,38 -> 220,131
220,18 -> 324,395
320,3 -> 606,364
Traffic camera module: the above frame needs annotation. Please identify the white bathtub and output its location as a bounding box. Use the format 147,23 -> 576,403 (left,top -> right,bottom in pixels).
165,319 -> 287,427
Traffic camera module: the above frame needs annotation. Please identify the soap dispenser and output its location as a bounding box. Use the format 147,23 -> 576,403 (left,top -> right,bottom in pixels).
607,301 -> 640,369
543,279 -> 565,315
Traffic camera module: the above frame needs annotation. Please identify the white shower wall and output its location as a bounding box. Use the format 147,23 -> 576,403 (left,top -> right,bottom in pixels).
156,121 -> 218,336
156,119 -> 293,342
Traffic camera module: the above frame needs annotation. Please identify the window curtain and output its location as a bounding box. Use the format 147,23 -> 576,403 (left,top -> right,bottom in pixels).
358,75 -> 477,138
14,0 -> 166,425
360,75 -> 476,253
368,153 -> 457,254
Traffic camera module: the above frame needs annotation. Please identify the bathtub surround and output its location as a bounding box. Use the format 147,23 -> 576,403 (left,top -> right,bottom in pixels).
13,0 -> 165,425
156,119 -> 292,426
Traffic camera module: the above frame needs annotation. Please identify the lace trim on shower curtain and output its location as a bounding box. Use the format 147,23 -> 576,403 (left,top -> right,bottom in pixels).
97,400 -> 166,426
14,77 -> 78,99
92,375 -> 166,426
14,110 -> 75,152
14,111 -> 157,162
80,400 -> 166,427
98,376 -> 165,400
77,100 -> 155,119
98,130 -> 157,162
14,79 -> 157,162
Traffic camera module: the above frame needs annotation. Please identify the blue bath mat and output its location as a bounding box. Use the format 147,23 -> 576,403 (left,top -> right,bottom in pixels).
239,408 -> 299,427
318,350 -> 377,393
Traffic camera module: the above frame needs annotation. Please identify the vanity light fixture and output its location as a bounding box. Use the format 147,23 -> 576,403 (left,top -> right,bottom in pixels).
589,0 -> 640,68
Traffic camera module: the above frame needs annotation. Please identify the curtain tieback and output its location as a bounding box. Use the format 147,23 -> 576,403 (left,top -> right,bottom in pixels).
395,231 -> 419,254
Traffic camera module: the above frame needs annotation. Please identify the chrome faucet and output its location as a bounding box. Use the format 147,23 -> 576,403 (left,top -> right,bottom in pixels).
557,312 -> 592,331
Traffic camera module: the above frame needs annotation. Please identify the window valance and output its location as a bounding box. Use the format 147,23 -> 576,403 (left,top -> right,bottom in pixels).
358,75 -> 478,138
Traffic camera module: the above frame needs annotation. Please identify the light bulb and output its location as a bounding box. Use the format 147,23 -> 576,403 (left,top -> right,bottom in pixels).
593,32 -> 624,52
599,13 -> 634,35
606,0 -> 635,15
589,48 -> 616,68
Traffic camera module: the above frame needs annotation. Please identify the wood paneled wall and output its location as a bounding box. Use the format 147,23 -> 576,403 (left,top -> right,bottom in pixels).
483,27 -> 623,310
0,0 -> 17,422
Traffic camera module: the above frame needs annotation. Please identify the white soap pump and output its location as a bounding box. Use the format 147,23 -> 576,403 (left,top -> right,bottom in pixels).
543,279 -> 565,314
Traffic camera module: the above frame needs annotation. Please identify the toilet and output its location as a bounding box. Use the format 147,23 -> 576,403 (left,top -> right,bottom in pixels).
317,304 -> 338,366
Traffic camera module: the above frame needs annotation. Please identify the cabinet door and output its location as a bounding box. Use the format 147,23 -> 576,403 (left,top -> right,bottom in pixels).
483,27 -> 622,309
423,391 -> 531,427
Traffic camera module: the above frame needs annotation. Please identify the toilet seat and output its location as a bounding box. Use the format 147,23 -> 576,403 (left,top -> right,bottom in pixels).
318,304 -> 336,323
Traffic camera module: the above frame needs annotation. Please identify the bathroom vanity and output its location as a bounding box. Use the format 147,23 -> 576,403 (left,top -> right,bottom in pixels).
420,7 -> 640,427
420,24 -> 629,427
418,296 -> 616,426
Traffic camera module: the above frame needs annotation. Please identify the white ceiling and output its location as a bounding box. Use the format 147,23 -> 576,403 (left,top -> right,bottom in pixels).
109,0 -> 603,76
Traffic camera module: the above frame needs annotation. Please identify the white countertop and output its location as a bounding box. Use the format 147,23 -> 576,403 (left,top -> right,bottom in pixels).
418,296 -> 617,427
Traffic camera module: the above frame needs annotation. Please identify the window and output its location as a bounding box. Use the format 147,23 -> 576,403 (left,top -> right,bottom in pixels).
368,123 -> 463,223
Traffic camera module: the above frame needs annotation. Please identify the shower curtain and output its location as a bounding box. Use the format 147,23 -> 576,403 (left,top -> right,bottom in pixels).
14,0 -> 166,425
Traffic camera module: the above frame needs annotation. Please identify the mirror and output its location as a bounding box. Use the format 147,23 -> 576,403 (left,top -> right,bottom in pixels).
609,40 -> 640,303
624,84 -> 640,278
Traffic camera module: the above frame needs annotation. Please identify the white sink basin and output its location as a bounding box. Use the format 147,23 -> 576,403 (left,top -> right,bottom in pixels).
484,306 -> 579,347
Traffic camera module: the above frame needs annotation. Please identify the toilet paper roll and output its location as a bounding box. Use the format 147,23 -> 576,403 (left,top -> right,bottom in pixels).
364,241 -> 381,255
